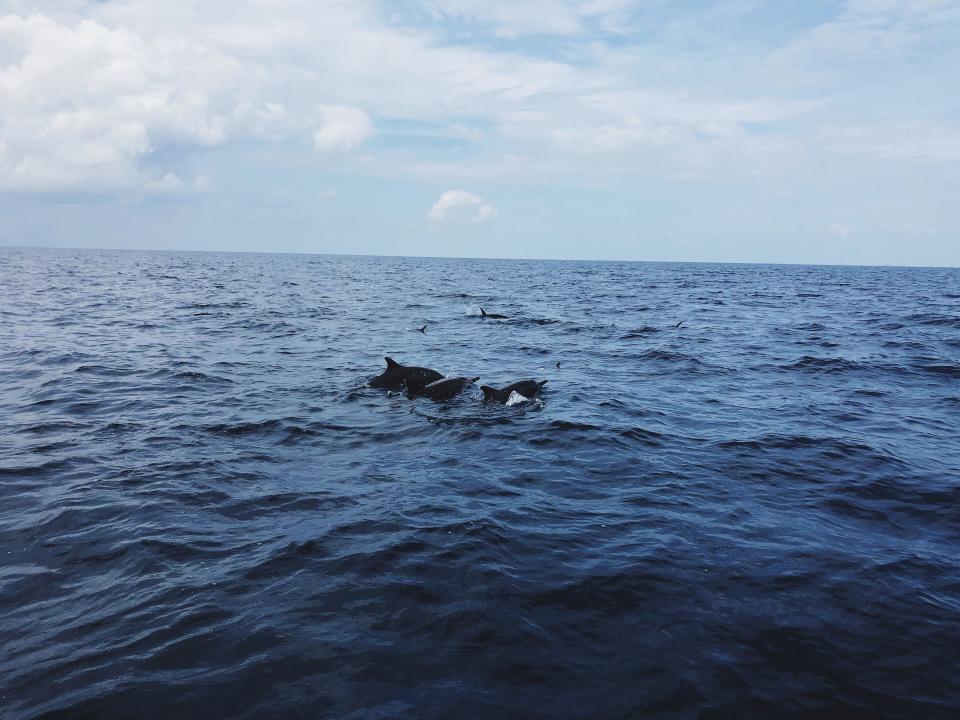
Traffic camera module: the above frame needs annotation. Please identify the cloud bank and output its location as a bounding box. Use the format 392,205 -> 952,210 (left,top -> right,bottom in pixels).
0,0 -> 957,264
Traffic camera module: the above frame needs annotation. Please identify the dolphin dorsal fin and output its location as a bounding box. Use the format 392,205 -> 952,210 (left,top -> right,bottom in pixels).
480,308 -> 487,317
385,357 -> 401,369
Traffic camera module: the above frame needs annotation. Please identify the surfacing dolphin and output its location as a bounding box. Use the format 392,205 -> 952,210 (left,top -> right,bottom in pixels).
408,376 -> 480,401
480,308 -> 508,320
368,357 -> 443,390
480,379 -> 547,404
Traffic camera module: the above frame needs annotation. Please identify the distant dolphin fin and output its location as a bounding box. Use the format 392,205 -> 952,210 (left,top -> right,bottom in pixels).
385,357 -> 401,369
480,308 -> 487,317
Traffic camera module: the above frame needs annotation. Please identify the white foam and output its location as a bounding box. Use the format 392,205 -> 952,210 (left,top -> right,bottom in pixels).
505,391 -> 531,406
464,305 -> 482,316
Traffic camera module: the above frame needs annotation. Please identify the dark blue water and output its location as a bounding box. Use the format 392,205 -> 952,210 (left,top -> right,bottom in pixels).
2,247 -> 959,719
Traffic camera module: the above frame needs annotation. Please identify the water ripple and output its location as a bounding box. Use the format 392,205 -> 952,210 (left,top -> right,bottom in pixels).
2,248 -> 959,718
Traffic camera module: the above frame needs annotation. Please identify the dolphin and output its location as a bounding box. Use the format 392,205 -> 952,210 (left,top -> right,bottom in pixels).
480,379 -> 547,403
368,357 -> 443,390
418,325 -> 427,333
408,376 -> 479,401
480,308 -> 508,319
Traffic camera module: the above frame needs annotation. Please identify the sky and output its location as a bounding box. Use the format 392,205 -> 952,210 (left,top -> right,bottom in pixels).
0,0 -> 958,266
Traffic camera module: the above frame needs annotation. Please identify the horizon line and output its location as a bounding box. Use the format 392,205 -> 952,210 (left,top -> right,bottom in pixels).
1,242 -> 957,271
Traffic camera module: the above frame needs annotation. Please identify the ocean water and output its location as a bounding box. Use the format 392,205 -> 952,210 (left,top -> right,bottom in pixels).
1,247 -> 959,719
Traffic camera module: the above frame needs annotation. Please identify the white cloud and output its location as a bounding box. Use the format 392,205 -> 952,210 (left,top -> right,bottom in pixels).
0,13 -> 262,191
148,172 -> 212,195
828,222 -> 853,238
428,190 -> 497,222
474,203 -> 498,222
312,105 -> 373,152
156,173 -> 184,193
0,0 -> 958,267
772,0 -> 960,69
820,120 -> 960,162
0,3 -> 581,192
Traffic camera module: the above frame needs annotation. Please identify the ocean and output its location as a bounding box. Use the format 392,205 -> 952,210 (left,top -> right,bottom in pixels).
1,247 -> 959,718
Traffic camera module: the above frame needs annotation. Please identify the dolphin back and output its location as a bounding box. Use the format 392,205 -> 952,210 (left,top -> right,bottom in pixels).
480,385 -> 504,403
404,367 -> 445,393
490,379 -> 547,401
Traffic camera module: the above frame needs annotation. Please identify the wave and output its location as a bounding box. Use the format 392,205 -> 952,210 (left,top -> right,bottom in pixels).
918,363 -> 960,378
204,418 -> 352,440
906,313 -> 960,327
782,356 -> 868,373
217,492 -> 359,520
621,326 -> 659,338
516,318 -> 560,326
13,421 -> 86,435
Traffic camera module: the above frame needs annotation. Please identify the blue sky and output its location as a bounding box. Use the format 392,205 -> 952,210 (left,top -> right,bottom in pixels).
1,0 -> 958,265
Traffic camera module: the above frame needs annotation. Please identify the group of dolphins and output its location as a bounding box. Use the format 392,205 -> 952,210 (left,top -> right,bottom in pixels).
368,307 -> 548,404
368,305 -> 686,404
368,357 -> 547,404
